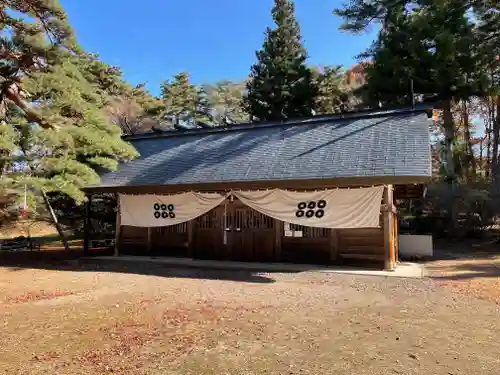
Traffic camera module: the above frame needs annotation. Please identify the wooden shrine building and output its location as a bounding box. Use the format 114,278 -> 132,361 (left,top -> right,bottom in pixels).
83,106 -> 432,270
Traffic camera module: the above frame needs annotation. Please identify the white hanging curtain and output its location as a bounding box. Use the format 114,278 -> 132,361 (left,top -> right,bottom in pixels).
233,186 -> 384,229
119,192 -> 227,227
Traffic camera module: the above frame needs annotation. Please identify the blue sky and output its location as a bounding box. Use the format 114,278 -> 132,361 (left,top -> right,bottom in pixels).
60,0 -> 378,95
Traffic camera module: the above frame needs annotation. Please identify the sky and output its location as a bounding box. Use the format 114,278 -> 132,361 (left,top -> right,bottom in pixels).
60,0 -> 379,95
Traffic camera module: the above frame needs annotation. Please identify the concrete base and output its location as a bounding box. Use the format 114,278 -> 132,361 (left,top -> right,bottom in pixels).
85,256 -> 425,279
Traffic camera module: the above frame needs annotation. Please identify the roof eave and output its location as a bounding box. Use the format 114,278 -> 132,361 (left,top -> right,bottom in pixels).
83,175 -> 432,194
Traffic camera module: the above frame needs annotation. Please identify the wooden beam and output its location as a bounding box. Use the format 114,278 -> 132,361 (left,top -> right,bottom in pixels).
83,176 -> 431,195
114,195 -> 121,257
383,185 -> 395,271
83,194 -> 92,255
187,220 -> 194,258
147,227 -> 152,254
394,214 -> 399,264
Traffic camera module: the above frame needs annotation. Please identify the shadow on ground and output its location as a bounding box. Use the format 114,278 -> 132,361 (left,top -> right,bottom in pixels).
431,238 -> 500,261
427,261 -> 500,281
0,249 -> 317,284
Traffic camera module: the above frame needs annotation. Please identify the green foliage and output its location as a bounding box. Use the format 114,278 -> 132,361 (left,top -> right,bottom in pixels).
203,80 -> 249,124
354,2 -> 486,107
245,0 -> 317,121
130,84 -> 164,117
334,0 -> 500,232
333,0 -> 412,33
0,1 -> 138,206
312,65 -> 349,114
160,72 -> 208,127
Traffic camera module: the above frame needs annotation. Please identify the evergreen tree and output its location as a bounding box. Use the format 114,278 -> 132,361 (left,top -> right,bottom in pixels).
334,0 -> 490,230
245,0 -> 317,121
159,72 -> 209,127
312,65 -> 349,114
204,80 -> 249,124
0,1 -> 138,209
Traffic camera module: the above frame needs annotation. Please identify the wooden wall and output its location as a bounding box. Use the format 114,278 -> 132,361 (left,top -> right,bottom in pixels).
336,228 -> 385,262
114,185 -> 397,268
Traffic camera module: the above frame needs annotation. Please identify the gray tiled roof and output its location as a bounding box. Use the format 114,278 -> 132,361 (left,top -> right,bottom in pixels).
92,109 -> 432,188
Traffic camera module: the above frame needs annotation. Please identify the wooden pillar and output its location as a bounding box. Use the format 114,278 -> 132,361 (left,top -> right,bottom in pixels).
147,228 -> 152,255
383,185 -> 395,271
83,194 -> 92,255
330,229 -> 339,263
274,219 -> 283,261
114,195 -> 121,257
394,212 -> 399,264
187,220 -> 194,258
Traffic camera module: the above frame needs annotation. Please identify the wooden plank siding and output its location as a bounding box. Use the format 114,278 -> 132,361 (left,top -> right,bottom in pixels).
336,228 -> 385,262
119,226 -> 148,255
115,185 -> 399,267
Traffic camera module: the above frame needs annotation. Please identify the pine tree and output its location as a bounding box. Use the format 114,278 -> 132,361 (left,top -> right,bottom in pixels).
0,1 -> 138,223
204,80 -> 249,124
159,72 -> 209,127
312,65 -> 349,114
245,0 -> 317,121
335,0 -> 491,232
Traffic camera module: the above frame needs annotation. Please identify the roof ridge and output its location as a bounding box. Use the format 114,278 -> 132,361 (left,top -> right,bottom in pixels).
122,105 -> 432,142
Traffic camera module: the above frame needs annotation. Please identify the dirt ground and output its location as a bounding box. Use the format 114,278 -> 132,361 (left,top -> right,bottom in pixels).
0,257 -> 499,375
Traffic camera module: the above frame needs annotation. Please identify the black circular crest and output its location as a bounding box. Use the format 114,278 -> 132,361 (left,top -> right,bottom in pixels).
161,211 -> 169,219
296,210 -> 305,218
169,212 -> 176,218
306,210 -> 315,218
308,201 -> 316,209
168,204 -> 174,211
298,202 -> 307,210
315,209 -> 325,218
160,204 -> 167,211
317,200 -> 327,209
154,211 -> 161,219
153,203 -> 160,210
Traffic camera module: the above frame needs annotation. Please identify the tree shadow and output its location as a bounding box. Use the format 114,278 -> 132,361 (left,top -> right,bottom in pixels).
290,118 -> 391,159
431,246 -> 500,261
107,113 -> 418,187
0,249 -> 305,284
126,124 -> 313,186
429,262 -> 500,281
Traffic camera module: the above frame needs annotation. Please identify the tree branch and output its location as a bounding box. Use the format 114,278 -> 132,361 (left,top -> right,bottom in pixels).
3,81 -> 58,130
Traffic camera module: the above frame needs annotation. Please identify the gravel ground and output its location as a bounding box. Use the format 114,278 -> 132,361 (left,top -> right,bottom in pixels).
0,260 -> 499,375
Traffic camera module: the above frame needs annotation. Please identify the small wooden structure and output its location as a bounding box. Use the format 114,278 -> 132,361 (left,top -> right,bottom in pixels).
83,106 -> 432,270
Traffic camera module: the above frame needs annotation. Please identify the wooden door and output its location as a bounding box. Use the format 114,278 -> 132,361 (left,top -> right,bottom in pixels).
194,206 -> 224,259
230,206 -> 254,261
193,200 -> 277,262
252,211 -> 276,261
227,202 -> 276,262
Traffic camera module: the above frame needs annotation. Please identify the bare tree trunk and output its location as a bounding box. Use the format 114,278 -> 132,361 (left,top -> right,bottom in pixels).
443,99 -> 457,233
486,96 -> 493,178
480,136 -> 484,177
17,138 -> 69,251
493,96 -> 500,182
41,190 -> 70,251
443,99 -> 456,179
462,100 -> 475,181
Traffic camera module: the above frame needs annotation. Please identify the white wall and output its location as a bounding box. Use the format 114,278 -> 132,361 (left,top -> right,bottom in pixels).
399,234 -> 433,258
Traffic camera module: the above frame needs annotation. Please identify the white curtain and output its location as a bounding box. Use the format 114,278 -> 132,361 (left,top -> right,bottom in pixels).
233,186 -> 384,228
119,192 -> 227,227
